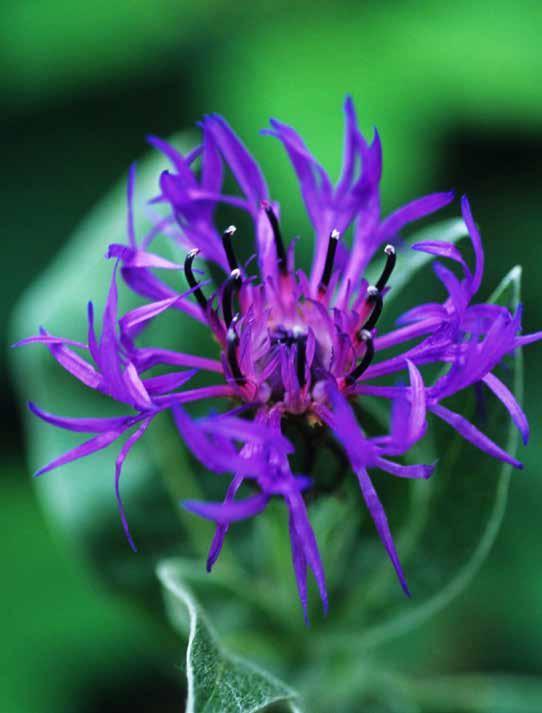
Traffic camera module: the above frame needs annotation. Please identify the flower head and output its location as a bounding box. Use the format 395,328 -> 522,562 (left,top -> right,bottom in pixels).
18,98 -> 542,620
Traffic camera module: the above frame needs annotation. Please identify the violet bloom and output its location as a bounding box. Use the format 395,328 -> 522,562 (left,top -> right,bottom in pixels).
18,98 -> 542,620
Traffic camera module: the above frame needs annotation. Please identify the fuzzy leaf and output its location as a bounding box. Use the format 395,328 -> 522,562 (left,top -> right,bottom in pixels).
157,560 -> 301,713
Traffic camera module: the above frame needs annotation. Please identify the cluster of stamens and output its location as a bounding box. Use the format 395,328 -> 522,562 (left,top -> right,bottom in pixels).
183,204 -> 396,402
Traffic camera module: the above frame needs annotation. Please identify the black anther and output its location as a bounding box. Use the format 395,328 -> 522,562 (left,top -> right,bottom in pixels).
346,331 -> 375,385
222,269 -> 242,328
184,250 -> 208,311
319,229 -> 340,293
222,225 -> 239,271
363,286 -> 383,331
375,244 -> 396,292
226,317 -> 245,384
262,201 -> 288,274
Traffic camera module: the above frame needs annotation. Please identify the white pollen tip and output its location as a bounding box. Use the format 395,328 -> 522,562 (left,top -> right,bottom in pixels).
231,268 -> 241,279
384,244 -> 395,255
367,285 -> 379,296
331,229 -> 341,240
359,329 -> 372,341
188,248 -> 200,258
225,225 -> 237,236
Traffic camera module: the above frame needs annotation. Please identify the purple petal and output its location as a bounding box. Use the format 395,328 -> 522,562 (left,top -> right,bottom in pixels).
375,457 -> 434,479
148,135 -> 189,172
28,402 -> 136,433
87,302 -> 100,363
323,381 -> 377,469
121,266 -> 206,324
122,362 -> 153,410
355,466 -> 410,595
285,488 -> 328,614
374,316 -> 443,351
120,296 -> 181,334
255,201 -> 280,281
288,508 -> 309,624
198,414 -> 293,454
151,139 -> 197,186
172,405 -> 257,475
430,403 -> 523,468
405,360 -> 427,442
387,360 -> 427,454
206,473 -> 245,571
395,303 -> 447,327
204,114 -> 268,210
516,330 -> 542,348
433,261 -> 468,318
155,384 -> 235,408
335,95 -> 363,200
12,334 -> 88,350
263,119 -> 328,234
115,417 -> 152,552
142,369 -> 197,395
38,329 -> 102,390
461,195 -> 484,294
133,347 -> 222,374
377,191 -> 455,243
34,428 -> 129,477
483,372 -> 529,445
201,122 -> 223,196
108,243 -> 182,270
411,240 -> 470,276
183,493 -> 269,524
98,267 -> 126,400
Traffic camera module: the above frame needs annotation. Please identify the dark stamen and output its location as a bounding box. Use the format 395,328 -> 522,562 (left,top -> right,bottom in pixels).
222,225 -> 239,271
226,316 -> 245,384
262,201 -> 288,273
375,244 -> 396,292
184,249 -> 208,311
222,269 -> 242,328
296,334 -> 307,387
363,286 -> 383,331
346,331 -> 375,385
319,229 -> 340,293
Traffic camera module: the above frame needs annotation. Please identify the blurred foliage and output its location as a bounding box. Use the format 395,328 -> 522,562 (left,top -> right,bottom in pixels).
4,0 -> 542,711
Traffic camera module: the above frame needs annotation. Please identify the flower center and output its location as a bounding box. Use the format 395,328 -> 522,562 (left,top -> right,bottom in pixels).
184,206 -> 397,413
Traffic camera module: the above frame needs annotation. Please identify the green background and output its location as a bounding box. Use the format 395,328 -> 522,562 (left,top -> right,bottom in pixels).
2,1 -> 542,710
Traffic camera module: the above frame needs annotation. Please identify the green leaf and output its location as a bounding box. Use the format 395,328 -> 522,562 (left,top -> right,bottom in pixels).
326,265 -> 523,654
398,673 -> 542,712
298,667 -> 542,713
157,559 -> 301,713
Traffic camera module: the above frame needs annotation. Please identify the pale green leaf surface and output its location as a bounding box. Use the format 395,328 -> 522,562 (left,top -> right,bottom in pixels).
157,560 -> 301,713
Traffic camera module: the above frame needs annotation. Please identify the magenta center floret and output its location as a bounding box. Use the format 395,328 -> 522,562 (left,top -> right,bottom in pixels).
187,206 -> 396,421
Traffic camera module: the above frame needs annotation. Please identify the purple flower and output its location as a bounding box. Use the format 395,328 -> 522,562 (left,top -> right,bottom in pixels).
17,98 -> 542,620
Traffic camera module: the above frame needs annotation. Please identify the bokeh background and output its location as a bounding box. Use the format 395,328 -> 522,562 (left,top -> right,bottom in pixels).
2,1 -> 542,711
